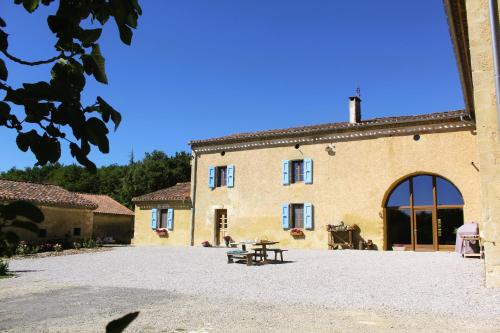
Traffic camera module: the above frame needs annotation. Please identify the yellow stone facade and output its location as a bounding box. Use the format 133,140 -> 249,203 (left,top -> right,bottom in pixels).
192,129 -> 481,249
133,203 -> 192,246
11,205 -> 93,242
457,0 -> 500,287
92,214 -> 134,244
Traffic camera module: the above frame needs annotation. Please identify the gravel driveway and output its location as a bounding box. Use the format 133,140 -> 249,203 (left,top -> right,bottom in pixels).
1,246 -> 499,332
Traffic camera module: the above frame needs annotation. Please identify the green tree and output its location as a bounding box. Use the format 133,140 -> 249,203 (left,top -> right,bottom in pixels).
0,0 -> 142,172
120,151 -> 191,206
0,150 -> 192,208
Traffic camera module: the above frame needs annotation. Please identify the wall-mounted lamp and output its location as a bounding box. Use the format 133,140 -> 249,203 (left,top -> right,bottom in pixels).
325,143 -> 336,156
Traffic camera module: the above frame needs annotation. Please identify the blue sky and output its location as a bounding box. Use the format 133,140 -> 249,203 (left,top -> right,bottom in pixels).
0,0 -> 463,171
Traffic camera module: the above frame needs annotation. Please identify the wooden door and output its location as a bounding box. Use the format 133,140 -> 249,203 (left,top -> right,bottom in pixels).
413,209 -> 435,251
215,209 -> 228,246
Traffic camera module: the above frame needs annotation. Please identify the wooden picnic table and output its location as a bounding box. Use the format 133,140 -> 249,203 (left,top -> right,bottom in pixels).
253,241 -> 279,263
230,240 -> 256,251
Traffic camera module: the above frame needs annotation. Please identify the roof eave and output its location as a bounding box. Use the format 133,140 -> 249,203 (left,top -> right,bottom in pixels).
443,0 -> 475,118
189,110 -> 470,148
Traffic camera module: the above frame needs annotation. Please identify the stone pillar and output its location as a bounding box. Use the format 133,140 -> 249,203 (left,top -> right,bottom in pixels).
465,0 -> 500,287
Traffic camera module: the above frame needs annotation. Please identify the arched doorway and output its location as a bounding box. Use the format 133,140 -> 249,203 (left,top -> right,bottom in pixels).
384,174 -> 464,251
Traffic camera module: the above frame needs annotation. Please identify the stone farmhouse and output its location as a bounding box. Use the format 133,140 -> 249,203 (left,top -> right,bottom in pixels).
133,0 -> 500,288
0,179 -> 133,244
134,106 -> 479,253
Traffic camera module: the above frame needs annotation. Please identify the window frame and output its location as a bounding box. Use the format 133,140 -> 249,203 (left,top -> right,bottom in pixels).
290,160 -> 304,184
159,208 -> 169,229
73,227 -> 81,237
216,166 -> 228,187
290,203 -> 305,229
38,228 -> 47,238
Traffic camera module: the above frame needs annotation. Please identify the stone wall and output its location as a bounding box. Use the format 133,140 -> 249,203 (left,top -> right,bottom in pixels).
9,205 -> 93,243
92,214 -> 134,244
193,129 -> 481,249
464,0 -> 500,287
132,202 -> 192,246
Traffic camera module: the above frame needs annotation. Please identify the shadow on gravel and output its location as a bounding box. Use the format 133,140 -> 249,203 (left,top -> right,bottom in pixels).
231,260 -> 296,266
9,269 -> 43,273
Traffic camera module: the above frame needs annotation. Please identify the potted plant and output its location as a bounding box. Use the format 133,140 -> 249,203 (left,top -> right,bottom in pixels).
392,244 -> 406,251
290,228 -> 304,237
155,228 -> 168,236
223,235 -> 231,247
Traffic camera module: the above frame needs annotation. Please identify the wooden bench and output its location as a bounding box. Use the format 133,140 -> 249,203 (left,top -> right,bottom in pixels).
253,248 -> 287,263
227,251 -> 255,266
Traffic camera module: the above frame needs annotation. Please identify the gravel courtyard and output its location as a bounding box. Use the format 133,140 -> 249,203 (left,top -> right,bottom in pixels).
1,246 -> 499,332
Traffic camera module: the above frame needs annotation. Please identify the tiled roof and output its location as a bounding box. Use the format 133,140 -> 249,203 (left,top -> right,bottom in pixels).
189,110 -> 469,147
0,179 -> 97,209
132,182 -> 191,203
78,193 -> 134,216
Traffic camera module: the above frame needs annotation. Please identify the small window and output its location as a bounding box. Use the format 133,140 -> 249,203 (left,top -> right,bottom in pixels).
159,209 -> 169,228
38,229 -> 47,238
216,166 -> 227,187
290,204 -> 304,229
291,160 -> 304,183
73,228 -> 81,236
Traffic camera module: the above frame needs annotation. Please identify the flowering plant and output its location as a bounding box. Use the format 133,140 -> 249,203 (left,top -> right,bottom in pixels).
155,228 -> 168,236
290,228 -> 304,236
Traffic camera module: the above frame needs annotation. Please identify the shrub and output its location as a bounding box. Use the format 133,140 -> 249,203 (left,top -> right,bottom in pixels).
82,238 -> 101,248
15,241 -> 30,256
73,242 -> 82,250
0,259 -> 8,276
53,243 -> 63,252
30,245 -> 40,254
40,243 -> 53,252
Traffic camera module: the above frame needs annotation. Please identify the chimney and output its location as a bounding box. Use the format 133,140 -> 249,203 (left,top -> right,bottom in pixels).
349,96 -> 361,123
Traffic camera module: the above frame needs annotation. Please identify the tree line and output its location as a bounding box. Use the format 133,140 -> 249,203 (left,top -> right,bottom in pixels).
0,150 -> 191,208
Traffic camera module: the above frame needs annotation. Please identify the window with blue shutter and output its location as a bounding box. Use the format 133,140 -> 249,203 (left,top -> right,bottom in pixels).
304,203 -> 313,229
167,208 -> 174,230
151,208 -> 158,229
208,166 -> 216,189
282,203 -> 290,229
304,158 -> 313,184
227,164 -> 235,187
282,160 -> 290,185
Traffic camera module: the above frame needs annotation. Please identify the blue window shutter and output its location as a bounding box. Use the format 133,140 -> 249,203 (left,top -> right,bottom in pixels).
167,208 -> 174,230
151,208 -> 158,229
304,203 -> 313,229
282,160 -> 290,185
282,203 -> 290,229
304,158 -> 313,184
208,166 -> 216,189
227,164 -> 235,188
